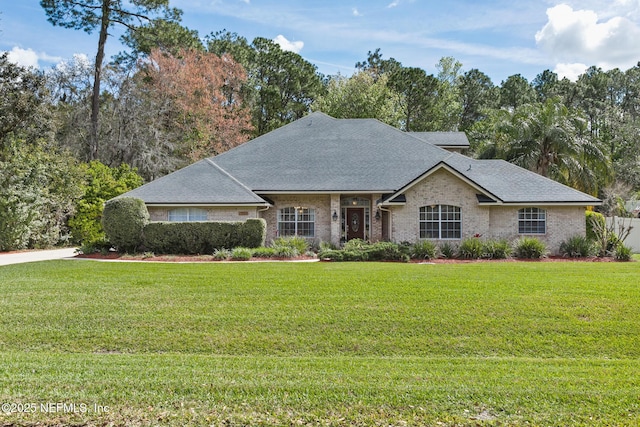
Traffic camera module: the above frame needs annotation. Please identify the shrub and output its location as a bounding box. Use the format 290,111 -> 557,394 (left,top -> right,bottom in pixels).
102,197 -> 149,252
69,161 -> 143,245
439,242 -> 457,259
318,240 -> 409,262
143,219 -> 266,254
559,235 -> 596,258
212,248 -> 231,260
251,247 -> 276,258
482,239 -> 512,259
411,240 -> 438,260
318,249 -> 344,261
239,219 -> 267,248
513,237 -> 548,259
586,211 -> 605,242
458,237 -> 484,259
614,244 -> 633,262
273,245 -> 298,258
230,247 -> 253,261
272,235 -> 308,254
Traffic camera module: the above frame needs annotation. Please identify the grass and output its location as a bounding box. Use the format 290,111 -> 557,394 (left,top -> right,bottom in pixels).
1,260 -> 640,425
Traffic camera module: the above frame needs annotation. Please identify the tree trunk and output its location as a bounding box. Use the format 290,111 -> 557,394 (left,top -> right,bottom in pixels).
90,0 -> 111,161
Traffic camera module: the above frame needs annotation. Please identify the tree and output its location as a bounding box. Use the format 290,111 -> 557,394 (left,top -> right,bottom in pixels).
41,0 -> 181,161
387,67 -> 439,131
0,53 -> 54,152
116,15 -> 203,67
499,74 -> 536,110
143,48 -> 253,160
355,48 -> 402,82
458,68 -> 497,131
69,161 -> 143,245
312,72 -> 398,124
207,33 -> 325,136
532,69 -> 560,102
489,98 -> 606,194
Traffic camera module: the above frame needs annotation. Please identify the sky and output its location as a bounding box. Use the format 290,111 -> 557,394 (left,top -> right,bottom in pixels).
2,0 -> 640,84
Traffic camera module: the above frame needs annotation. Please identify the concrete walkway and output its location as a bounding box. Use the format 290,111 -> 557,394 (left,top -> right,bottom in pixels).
0,248 -> 78,266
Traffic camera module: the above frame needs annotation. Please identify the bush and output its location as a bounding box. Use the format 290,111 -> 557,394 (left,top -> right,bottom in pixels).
69,161 -> 143,245
614,244 -> 633,262
318,249 -> 344,261
513,237 -> 548,259
102,197 -> 149,252
251,247 -> 276,258
410,240 -> 438,260
272,235 -> 308,255
559,235 -> 596,258
231,247 -> 253,261
143,219 -> 266,254
458,237 -> 484,259
439,242 -> 457,259
318,240 -> 409,262
482,239 -> 512,259
213,248 -> 231,260
586,211 -> 605,242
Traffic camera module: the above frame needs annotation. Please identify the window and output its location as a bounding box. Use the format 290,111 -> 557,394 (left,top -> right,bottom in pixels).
419,205 -> 461,239
518,207 -> 546,234
278,207 -> 315,237
168,208 -> 208,222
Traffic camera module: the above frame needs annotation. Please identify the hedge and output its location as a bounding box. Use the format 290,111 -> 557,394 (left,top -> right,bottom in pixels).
142,218 -> 266,254
102,197 -> 149,252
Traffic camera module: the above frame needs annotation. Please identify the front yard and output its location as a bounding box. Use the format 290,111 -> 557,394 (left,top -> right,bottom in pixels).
1,260 -> 639,425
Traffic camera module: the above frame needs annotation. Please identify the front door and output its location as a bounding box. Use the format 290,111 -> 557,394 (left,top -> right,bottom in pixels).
346,208 -> 365,240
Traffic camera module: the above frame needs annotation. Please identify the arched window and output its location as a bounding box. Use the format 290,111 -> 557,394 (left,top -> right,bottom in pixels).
419,205 -> 461,239
518,207 -> 546,234
168,207 -> 208,222
278,207 -> 315,237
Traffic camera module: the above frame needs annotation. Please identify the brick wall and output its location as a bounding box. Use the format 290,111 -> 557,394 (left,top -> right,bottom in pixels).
391,168 -> 490,242
387,168 -> 587,254
259,194 -> 332,243
489,205 -> 586,254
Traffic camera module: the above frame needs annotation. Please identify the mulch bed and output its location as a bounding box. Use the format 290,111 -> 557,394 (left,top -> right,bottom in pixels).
75,253 -> 621,263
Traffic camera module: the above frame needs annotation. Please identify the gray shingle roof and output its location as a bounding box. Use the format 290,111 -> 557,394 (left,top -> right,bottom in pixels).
212,112 -> 449,191
121,159 -> 268,205
121,112 -> 600,206
443,154 -> 601,204
408,131 -> 470,148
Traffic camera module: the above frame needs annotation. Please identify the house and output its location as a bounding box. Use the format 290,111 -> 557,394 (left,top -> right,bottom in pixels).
121,112 -> 601,253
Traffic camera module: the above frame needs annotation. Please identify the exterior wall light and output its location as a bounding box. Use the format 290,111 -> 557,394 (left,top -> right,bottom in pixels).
375,209 -> 381,221
332,210 -> 338,221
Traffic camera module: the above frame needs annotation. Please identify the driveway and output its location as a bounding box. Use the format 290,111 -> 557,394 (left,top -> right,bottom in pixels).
0,248 -> 77,266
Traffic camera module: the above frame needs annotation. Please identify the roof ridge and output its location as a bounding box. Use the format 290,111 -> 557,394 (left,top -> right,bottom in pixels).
204,158 -> 266,202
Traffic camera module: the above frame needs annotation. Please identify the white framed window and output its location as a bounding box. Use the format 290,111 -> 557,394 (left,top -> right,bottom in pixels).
278,207 -> 315,237
518,207 -> 546,234
419,205 -> 461,239
168,207 -> 208,222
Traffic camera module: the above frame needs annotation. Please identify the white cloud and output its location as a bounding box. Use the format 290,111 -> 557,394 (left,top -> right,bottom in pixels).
553,62 -> 588,81
5,46 -> 65,69
388,1 -> 399,8
273,34 -> 304,53
6,47 -> 40,68
352,8 -> 362,17
535,4 -> 640,72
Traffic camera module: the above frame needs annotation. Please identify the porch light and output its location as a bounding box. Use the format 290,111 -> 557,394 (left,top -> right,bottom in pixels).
332,210 -> 338,221
375,209 -> 381,221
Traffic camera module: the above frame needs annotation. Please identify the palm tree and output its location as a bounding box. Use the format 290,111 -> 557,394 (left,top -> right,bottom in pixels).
482,98 -> 607,195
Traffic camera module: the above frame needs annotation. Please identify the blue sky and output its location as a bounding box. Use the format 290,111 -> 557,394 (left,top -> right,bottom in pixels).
3,0 -> 640,84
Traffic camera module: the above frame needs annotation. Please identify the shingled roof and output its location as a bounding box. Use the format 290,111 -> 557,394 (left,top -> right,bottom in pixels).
121,112 -> 600,206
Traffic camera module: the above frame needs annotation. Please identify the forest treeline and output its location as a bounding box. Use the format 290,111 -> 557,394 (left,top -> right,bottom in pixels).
1,1 -> 639,250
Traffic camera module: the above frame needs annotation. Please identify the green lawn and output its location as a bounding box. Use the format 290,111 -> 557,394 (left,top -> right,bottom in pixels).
1,260 -> 639,426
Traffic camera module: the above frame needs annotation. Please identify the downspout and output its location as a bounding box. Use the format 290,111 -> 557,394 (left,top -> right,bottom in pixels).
377,204 -> 392,241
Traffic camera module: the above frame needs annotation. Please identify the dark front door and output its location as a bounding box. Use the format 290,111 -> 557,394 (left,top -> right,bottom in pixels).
346,208 -> 365,240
